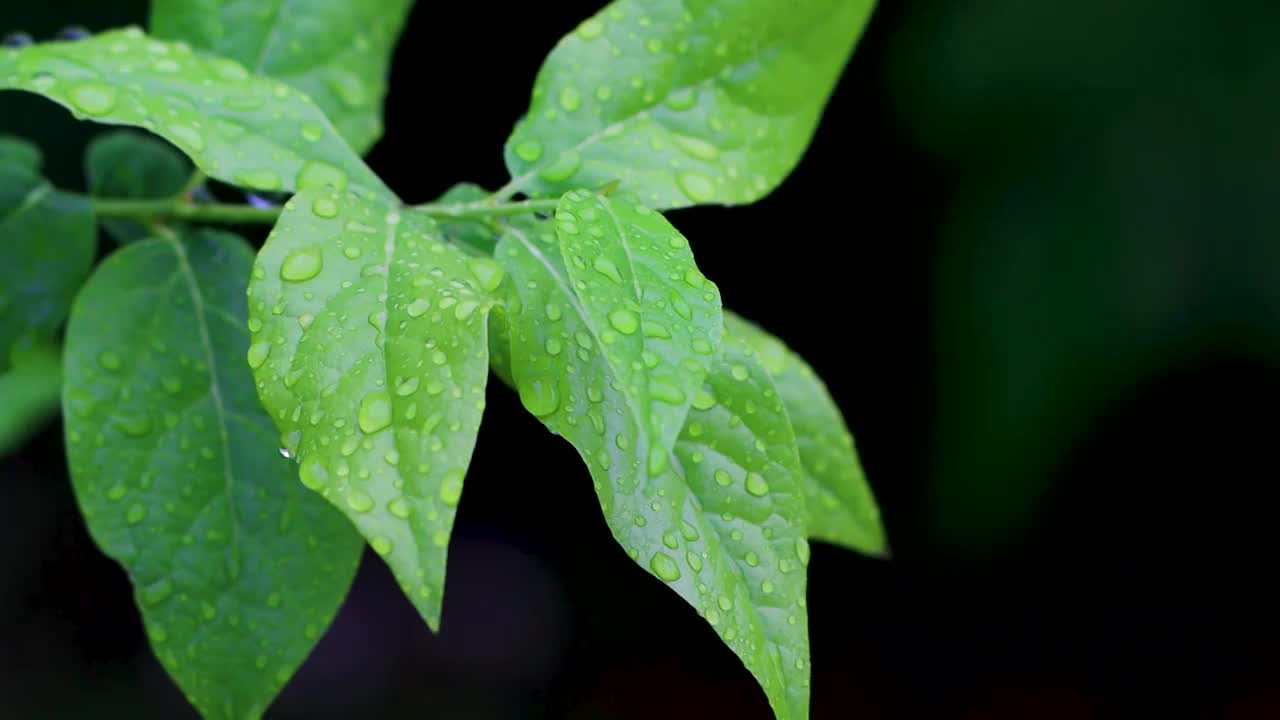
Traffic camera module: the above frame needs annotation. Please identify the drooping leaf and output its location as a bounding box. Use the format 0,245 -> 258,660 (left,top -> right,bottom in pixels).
672,334 -> 812,720
247,188 -> 502,630
0,28 -> 392,199
0,134 -> 41,171
503,0 -> 878,209
725,311 -> 886,555
61,228 -> 363,720
0,340 -> 61,456
151,0 -> 416,154
0,160 -> 96,368
86,129 -> 191,244
496,211 -> 811,719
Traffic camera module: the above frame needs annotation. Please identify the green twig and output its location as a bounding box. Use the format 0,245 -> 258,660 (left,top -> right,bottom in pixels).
92,198 -> 282,225
417,197 -> 559,221
90,194 -> 562,229
175,170 -> 208,201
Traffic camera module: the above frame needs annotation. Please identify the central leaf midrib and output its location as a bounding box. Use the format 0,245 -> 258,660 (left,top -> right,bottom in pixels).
596,196 -> 644,306
371,209 -> 435,584
507,224 -> 651,446
164,233 -> 243,583
594,197 -> 669,449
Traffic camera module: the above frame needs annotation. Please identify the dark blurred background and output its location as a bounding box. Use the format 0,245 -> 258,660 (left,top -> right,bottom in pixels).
4,0 -> 1280,717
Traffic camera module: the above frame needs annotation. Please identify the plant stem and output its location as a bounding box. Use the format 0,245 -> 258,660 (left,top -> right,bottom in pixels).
418,197 -> 559,220
90,195 -> 561,228
490,178 -> 522,203
92,198 -> 282,224
175,170 -> 207,201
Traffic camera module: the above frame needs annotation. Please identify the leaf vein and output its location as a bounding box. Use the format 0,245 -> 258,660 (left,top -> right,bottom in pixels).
164,234 -> 243,585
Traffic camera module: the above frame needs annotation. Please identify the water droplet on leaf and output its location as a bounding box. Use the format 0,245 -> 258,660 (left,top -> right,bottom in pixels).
300,122 -> 325,142
247,341 -> 271,369
345,490 -> 374,513
650,552 -> 681,582
467,258 -> 505,292
576,17 -> 606,39
311,196 -> 339,218
559,86 -> 582,112
280,247 -> 323,282
125,503 -> 147,525
395,377 -> 420,396
358,391 -> 392,434
297,161 -> 348,191
676,171 -> 715,203
388,497 -> 412,519
514,139 -> 543,162
234,169 -> 283,192
69,82 -> 117,116
518,377 -> 560,417
538,151 -> 582,183
299,456 -> 329,490
607,308 -> 639,334
592,256 -> 623,284
440,469 -> 464,507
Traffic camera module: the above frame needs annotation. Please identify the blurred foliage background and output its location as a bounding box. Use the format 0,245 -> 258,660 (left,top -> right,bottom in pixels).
3,0 -> 1279,717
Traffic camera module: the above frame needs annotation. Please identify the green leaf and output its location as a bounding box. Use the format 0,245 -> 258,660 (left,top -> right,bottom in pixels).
0,134 -> 41,171
550,190 -> 723,447
151,0 -> 416,154
0,28 -> 392,199
61,228 -> 363,720
86,130 -> 191,245
496,190 -> 722,471
672,334 -> 812,720
486,295 -> 515,386
427,183 -> 516,384
725,311 -> 887,555
0,160 -> 96,368
247,188 -> 502,630
497,212 -> 810,718
0,341 -> 61,456
503,0 -> 878,209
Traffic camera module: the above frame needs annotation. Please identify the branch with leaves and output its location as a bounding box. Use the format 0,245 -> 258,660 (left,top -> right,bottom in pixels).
0,1 -> 885,718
